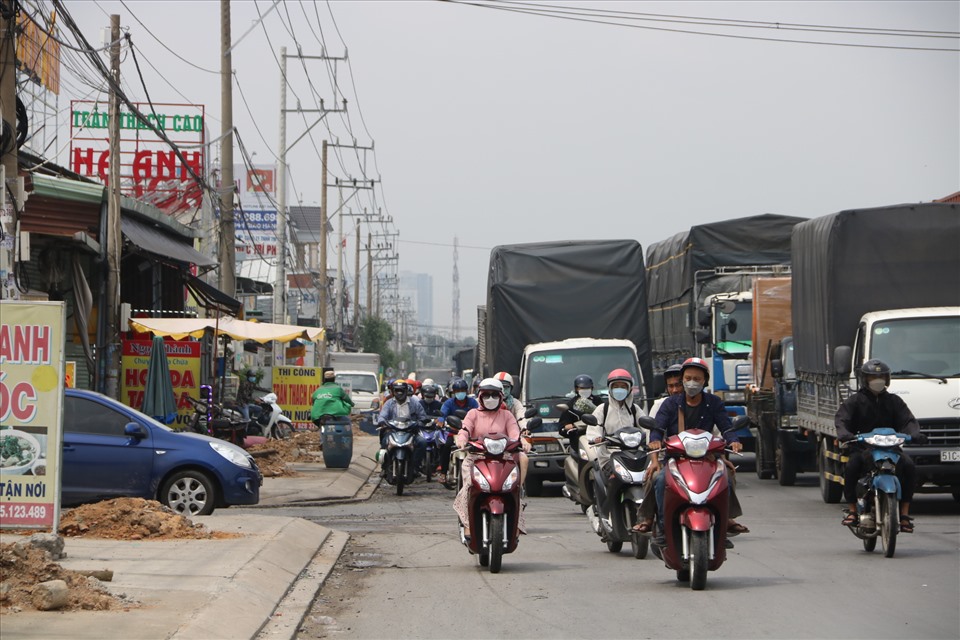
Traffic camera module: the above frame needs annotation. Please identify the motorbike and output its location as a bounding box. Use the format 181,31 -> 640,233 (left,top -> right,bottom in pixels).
250,393 -> 294,440
442,409 -> 470,492
588,416 -> 655,559
650,425 -> 742,590
420,419 -> 445,482
378,418 -> 422,495
842,428 -> 912,558
185,384 -> 249,448
559,404 -> 598,513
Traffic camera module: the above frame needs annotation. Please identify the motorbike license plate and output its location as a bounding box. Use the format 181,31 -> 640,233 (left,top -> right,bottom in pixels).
940,450 -> 960,462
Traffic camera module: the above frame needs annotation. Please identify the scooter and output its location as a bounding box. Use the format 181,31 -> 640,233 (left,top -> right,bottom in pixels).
842,428 -> 913,558
186,385 -> 249,448
420,419 -> 445,482
251,393 -> 294,440
650,428 -> 735,590
589,417 -> 654,559
559,405 -> 598,513
378,418 -> 421,496
442,410 -> 470,491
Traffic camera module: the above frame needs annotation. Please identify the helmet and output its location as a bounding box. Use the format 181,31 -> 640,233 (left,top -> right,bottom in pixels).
450,377 -> 468,393
607,368 -> 634,387
680,357 -> 710,384
390,380 -> 409,395
478,378 -> 504,394
664,364 -> 683,379
421,383 -> 440,399
574,374 -> 594,389
860,359 -> 891,386
494,371 -> 514,387
422,378 -> 435,387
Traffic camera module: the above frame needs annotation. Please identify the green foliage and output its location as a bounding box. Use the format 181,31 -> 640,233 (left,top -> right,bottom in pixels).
359,316 -> 397,369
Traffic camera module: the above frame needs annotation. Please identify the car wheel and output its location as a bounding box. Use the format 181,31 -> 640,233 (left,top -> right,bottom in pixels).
161,470 -> 217,516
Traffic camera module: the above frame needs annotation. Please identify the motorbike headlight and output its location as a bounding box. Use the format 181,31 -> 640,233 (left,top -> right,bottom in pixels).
620,432 -> 643,449
613,459 -> 633,483
484,438 -> 507,456
210,441 -> 253,469
863,434 -> 905,447
579,447 -> 590,461
679,433 -> 711,459
502,466 -> 520,491
472,465 -> 491,491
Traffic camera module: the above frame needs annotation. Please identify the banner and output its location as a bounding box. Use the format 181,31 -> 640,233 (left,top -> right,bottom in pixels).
0,301 -> 65,530
272,366 -> 322,429
120,339 -> 202,429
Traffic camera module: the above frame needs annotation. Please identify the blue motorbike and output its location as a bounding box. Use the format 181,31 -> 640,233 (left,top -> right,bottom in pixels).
844,428 -> 911,558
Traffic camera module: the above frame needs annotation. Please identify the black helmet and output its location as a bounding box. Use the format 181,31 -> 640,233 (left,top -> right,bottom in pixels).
421,383 -> 440,398
574,374 -> 594,389
860,359 -> 891,386
450,377 -> 468,393
664,364 -> 683,380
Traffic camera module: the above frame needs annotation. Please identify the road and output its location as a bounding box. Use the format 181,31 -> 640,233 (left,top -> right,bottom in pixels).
269,466 -> 960,639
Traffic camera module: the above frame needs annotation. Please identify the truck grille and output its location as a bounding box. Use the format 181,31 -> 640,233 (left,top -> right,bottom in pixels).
918,418 -> 960,447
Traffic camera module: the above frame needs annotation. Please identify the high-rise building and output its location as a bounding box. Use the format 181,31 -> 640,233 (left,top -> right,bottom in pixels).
399,271 -> 433,333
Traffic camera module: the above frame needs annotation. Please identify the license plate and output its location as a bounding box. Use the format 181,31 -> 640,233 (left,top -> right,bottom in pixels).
940,450 -> 960,462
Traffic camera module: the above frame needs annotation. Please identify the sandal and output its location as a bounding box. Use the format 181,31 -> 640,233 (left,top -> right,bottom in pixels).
436,474 -> 446,484
631,521 -> 653,534
841,512 -> 859,527
899,516 -> 914,533
727,521 -> 750,535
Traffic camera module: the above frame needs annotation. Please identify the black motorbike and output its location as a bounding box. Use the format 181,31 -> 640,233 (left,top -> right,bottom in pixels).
185,384 -> 249,448
379,418 -> 422,496
559,404 -> 597,513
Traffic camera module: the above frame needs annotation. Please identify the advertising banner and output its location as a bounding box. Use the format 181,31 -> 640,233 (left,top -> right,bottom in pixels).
273,366 -> 322,429
120,339 -> 202,430
0,301 -> 65,530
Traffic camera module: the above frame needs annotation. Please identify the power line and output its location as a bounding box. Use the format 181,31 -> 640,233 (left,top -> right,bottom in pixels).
399,239 -> 492,251
119,0 -> 220,74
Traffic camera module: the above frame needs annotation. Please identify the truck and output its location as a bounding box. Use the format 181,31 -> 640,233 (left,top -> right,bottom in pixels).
787,202 -> 960,502
645,214 -> 805,448
481,240 -> 653,494
325,351 -> 382,414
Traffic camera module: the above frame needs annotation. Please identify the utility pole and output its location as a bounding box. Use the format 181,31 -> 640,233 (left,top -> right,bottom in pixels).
104,14 -> 122,399
366,231 -> 372,323
452,235 -> 460,340
273,46 -> 287,330
353,222 -> 360,330
319,140 -> 327,361
218,0 -> 236,299
0,4 -> 17,299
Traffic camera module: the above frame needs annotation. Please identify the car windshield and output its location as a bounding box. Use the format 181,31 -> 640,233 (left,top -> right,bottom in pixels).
870,316 -> 960,378
336,373 -> 379,393
525,346 -> 640,399
715,301 -> 753,357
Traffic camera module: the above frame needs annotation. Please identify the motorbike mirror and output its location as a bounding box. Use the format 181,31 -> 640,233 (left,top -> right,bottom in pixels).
446,416 -> 463,429
580,413 -> 598,426
637,416 -> 656,430
526,417 -> 543,431
453,409 -> 468,419
731,416 -> 750,431
523,406 -> 539,419
556,403 -> 570,412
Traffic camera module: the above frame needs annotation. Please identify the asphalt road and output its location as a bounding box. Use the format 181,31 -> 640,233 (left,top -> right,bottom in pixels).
280,465 -> 960,640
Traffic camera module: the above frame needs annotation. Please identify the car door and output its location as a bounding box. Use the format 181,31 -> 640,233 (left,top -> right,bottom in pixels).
61,395 -> 155,505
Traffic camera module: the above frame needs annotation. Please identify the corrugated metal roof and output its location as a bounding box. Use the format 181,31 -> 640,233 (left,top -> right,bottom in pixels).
121,217 -> 216,267
935,191 -> 960,203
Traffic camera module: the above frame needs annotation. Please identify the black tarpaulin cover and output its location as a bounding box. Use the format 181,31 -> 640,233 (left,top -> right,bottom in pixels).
792,203 -> 960,375
486,240 -> 652,397
645,214 -> 805,357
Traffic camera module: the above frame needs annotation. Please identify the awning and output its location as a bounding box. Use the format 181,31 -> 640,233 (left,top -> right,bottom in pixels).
129,316 -> 325,344
122,217 -> 217,268
237,277 -> 273,295
184,276 -> 243,317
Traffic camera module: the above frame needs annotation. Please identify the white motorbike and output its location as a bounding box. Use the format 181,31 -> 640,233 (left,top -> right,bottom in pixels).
252,393 -> 294,439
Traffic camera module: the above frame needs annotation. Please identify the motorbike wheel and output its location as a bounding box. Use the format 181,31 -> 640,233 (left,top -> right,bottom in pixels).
606,539 -> 623,553
880,493 -> 899,558
862,534 -> 877,553
631,532 -> 649,559
489,514 -> 505,573
396,460 -> 406,496
690,530 -> 710,591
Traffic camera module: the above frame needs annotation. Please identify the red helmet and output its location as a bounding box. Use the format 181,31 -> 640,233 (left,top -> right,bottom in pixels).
606,368 -> 634,387
680,357 -> 710,384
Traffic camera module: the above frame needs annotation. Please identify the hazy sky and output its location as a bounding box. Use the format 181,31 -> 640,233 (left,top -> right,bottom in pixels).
65,1 -> 959,335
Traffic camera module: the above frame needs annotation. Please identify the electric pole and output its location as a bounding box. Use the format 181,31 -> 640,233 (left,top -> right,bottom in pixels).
0,4 -> 17,299
319,140 -> 327,347
353,221 -> 360,330
104,14 -> 122,398
218,0 -> 236,299
452,236 -> 460,341
366,231 -> 372,324
274,46 -> 287,329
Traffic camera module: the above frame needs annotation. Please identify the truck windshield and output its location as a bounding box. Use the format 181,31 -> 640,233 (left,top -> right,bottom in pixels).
870,316 -> 960,378
715,302 -> 753,357
525,346 -> 641,399
336,373 -> 379,393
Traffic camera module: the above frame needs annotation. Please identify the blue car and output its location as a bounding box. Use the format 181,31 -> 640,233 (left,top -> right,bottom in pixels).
61,389 -> 261,515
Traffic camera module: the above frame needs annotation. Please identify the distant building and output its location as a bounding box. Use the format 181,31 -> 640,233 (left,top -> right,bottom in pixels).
399,271 -> 433,332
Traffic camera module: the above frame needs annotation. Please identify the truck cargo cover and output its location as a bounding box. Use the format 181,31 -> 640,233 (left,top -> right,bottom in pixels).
792,203 -> 960,375
486,240 -> 652,397
645,214 -> 804,355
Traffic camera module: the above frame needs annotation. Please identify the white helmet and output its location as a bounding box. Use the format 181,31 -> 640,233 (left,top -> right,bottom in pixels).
494,371 -> 514,387
477,378 -> 504,411
422,378 -> 435,387
478,378 -> 504,394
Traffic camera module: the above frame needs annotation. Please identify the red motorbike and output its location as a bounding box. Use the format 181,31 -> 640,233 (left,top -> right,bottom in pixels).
651,428 -> 733,590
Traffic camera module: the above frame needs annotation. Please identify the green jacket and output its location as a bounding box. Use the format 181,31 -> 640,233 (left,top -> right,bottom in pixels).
311,382 -> 354,419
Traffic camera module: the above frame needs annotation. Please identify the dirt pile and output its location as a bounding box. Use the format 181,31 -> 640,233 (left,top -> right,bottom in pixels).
58,498 -> 225,540
247,429 -> 324,477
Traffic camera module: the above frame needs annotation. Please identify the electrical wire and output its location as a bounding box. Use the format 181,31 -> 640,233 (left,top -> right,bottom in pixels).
118,0 -> 220,74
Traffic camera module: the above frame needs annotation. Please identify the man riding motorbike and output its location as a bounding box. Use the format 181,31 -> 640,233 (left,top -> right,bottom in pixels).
437,378 -> 480,483
558,374 -> 605,450
378,379 -> 429,475
494,372 -> 526,423
836,359 -> 921,533
647,357 -> 748,539
311,370 -> 354,425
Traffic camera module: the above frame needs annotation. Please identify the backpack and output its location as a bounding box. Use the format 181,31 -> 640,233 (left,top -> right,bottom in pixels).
600,400 -> 638,427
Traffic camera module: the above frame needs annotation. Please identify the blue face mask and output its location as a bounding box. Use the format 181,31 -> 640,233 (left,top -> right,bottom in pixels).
611,387 -> 629,402
455,392 -> 467,401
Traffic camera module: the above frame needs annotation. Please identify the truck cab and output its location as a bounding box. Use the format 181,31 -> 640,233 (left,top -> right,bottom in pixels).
333,370 -> 381,414
518,338 -> 646,495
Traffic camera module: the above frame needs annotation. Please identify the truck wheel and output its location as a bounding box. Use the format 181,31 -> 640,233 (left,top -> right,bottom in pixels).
756,425 -> 775,480
776,437 -> 798,486
819,439 -> 843,504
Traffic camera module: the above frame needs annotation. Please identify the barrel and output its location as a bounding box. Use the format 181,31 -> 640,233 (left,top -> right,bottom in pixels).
321,418 -> 353,468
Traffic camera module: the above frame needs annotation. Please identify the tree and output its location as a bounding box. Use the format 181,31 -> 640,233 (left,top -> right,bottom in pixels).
358,316 -> 397,369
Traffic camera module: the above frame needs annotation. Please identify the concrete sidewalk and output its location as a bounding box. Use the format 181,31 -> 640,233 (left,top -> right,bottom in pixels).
0,434 -> 382,640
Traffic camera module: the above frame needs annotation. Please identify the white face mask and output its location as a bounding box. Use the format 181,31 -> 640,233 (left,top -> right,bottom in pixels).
610,387 -> 629,402
578,388 -> 593,399
683,381 -> 704,397
868,378 -> 887,394
482,396 -> 501,410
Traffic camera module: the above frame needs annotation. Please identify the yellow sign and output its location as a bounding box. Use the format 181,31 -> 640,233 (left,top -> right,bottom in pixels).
0,301 -> 65,530
273,366 -> 322,429
16,10 -> 61,95
120,340 -> 202,429
65,361 -> 76,388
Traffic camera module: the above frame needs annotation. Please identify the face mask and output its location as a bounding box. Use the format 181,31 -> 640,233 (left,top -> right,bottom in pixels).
502,386 -> 513,399
394,392 -> 407,403
683,381 -> 704,397
578,388 -> 592,399
455,392 -> 467,401
482,396 -> 500,410
868,379 -> 887,394
611,387 -> 629,402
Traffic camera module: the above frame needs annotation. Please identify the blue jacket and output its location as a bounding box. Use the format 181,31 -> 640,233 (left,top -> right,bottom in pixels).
652,392 -> 738,444
378,396 -> 427,425
421,398 -> 444,417
440,396 -> 479,422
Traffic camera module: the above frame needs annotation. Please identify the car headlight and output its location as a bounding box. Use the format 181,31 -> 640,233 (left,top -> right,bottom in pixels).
472,465 -> 491,491
502,466 -> 520,491
613,459 -> 633,483
210,441 -> 252,469
484,437 -> 507,456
